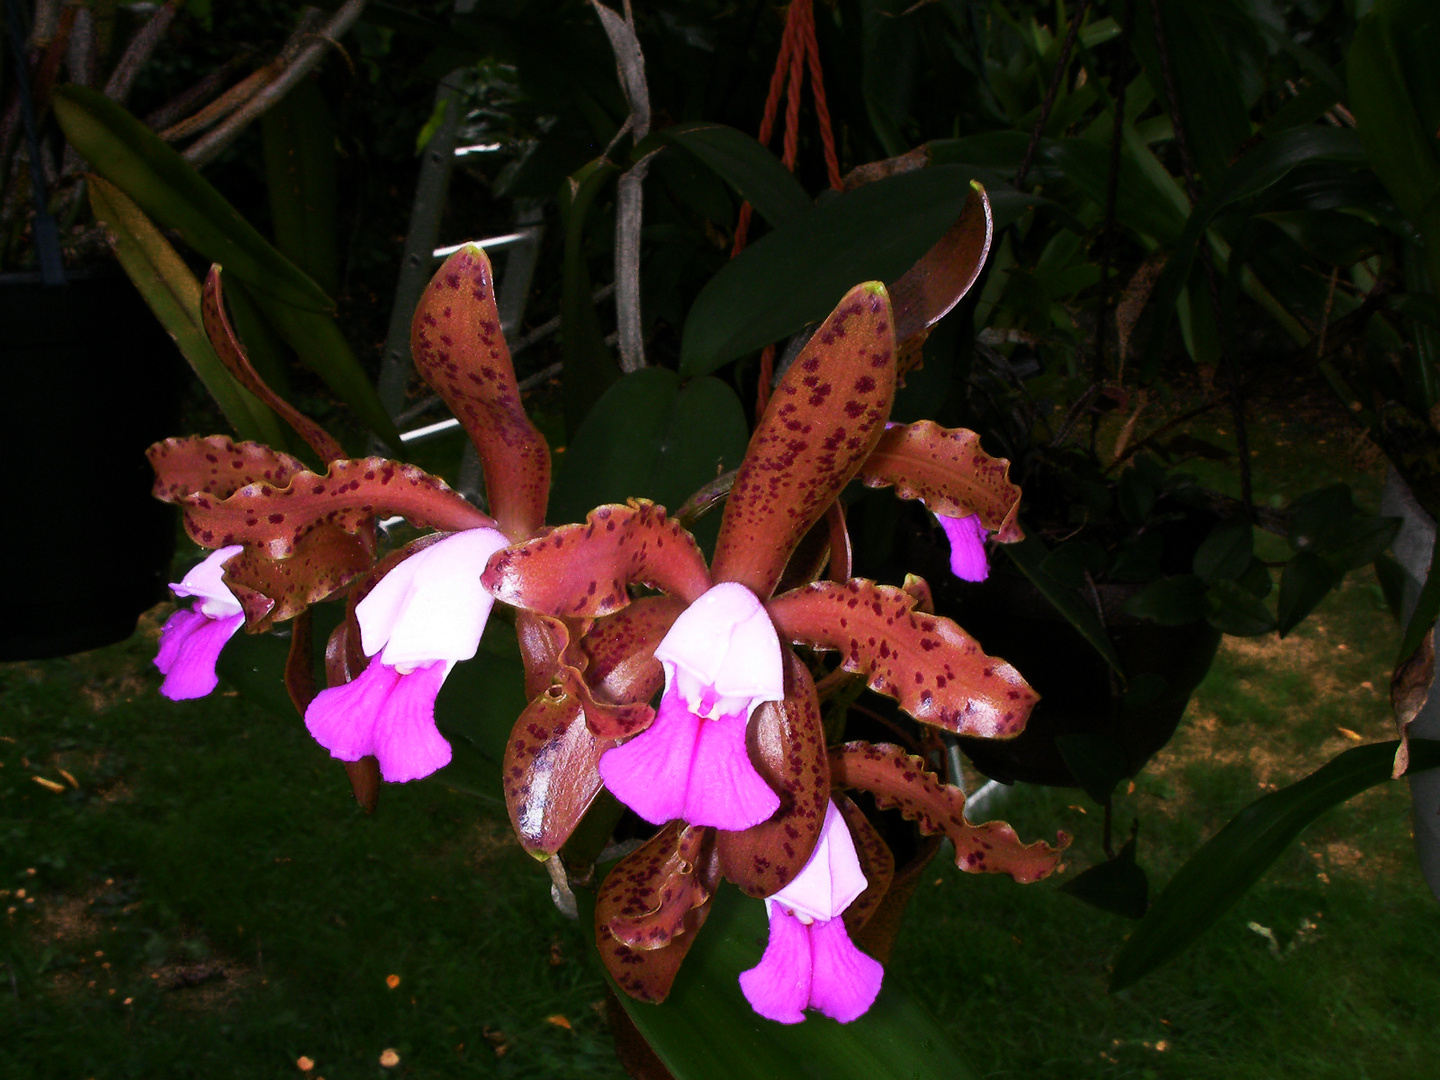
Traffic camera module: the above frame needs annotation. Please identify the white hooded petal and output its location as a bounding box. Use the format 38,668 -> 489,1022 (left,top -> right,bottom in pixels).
653,581 -> 784,715
357,528 -> 509,668
769,801 -> 868,923
169,545 -> 244,619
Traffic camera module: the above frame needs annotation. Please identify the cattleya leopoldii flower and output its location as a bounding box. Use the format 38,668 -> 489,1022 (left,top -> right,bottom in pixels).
147,246 -> 549,794
485,235 -> 1066,1021
146,197 -> 1067,1029
598,581 -> 784,830
304,527 -> 509,783
739,799 -> 882,1023
154,544 -> 245,700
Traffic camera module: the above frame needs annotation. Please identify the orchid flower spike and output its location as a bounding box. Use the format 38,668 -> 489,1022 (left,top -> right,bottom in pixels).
937,512 -> 990,583
739,800 -> 884,1024
304,527 -> 509,784
599,581 -> 784,831
154,545 -> 246,701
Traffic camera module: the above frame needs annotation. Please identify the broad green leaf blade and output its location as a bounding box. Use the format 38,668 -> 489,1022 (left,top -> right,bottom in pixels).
548,368 -> 750,551
1002,535 -> 1125,675
1128,0 -> 1254,180
561,158 -> 622,436
261,77 -> 340,297
1110,738 -> 1440,991
1276,551 -> 1341,637
53,85 -> 331,311
1349,0 -> 1440,285
681,167 -> 1023,376
663,121 -> 812,227
598,884 -> 980,1080
1137,126 -> 1367,373
87,176 -> 283,446
1059,837 -> 1149,920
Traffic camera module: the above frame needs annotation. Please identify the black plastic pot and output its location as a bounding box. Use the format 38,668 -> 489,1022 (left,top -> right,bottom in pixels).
1,266 -> 183,660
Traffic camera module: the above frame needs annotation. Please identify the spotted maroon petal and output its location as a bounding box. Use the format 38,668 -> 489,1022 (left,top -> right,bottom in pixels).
483,500 -> 712,619
829,742 -> 1068,881
858,421 -> 1022,542
711,282 -> 896,599
148,434 -> 308,502
595,822 -> 719,1003
154,609 -> 244,700
202,267 -> 346,463
766,578 -> 1037,738
172,458 -> 493,558
411,245 -> 551,539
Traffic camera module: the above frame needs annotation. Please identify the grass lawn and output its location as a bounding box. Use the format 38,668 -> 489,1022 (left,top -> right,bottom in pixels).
2,411 -> 1436,1079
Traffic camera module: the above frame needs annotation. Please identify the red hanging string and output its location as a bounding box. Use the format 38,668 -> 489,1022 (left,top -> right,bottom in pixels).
735,0 -> 842,417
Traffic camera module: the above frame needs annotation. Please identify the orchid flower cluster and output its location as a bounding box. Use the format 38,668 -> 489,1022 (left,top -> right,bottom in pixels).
146,212 -> 1065,1029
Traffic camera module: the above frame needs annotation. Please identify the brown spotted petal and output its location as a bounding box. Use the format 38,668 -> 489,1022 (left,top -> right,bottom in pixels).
581,595 -> 687,711
203,267 -> 346,463
411,245 -> 551,539
829,742 -> 1067,882
596,823 -> 719,1003
858,421 -> 1022,542
711,282 -> 897,599
888,182 -> 993,348
504,673 -> 620,856
483,500 -> 711,619
148,435 -> 307,502
766,579 -> 1038,739
716,649 -> 830,898
222,523 -> 373,630
515,611 -> 589,701
834,794 -> 894,935
174,458 -> 494,558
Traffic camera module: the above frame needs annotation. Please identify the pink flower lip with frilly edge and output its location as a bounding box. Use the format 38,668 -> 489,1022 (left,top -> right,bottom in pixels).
154,544 -> 246,701
739,800 -> 884,1024
598,581 -> 784,831
304,527 -> 509,784
937,512 -> 990,583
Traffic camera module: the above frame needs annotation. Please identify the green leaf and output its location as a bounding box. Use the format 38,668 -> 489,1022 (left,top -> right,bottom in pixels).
1193,518 -> 1254,583
1054,732 -> 1130,805
1110,739 -> 1440,991
52,86 -> 332,311
87,176 -> 283,446
596,883 -> 980,1080
1137,126 -> 1367,374
548,369 -> 750,552
1276,551 -> 1340,636
1059,837 -> 1149,920
1003,536 -> 1124,675
1128,0 -> 1255,180
1122,575 -> 1207,626
663,122 -> 812,227
1203,579 -> 1276,637
560,158 -> 622,435
261,77 -> 340,297
1349,0 -> 1440,286
680,167 -> 1033,376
